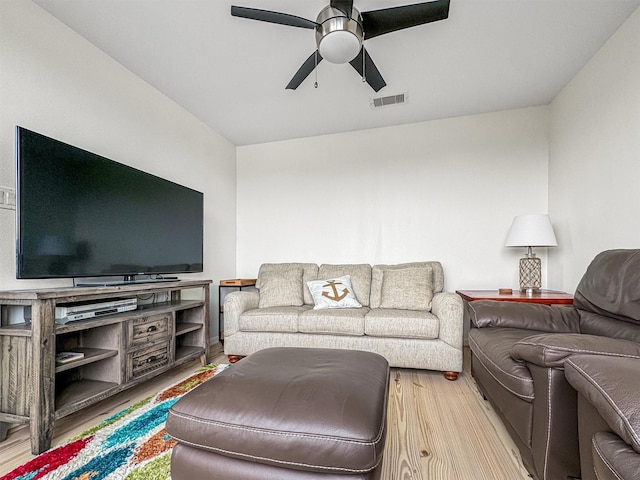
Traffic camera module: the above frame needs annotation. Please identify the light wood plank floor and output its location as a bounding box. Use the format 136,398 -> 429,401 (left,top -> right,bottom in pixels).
1,346 -> 531,479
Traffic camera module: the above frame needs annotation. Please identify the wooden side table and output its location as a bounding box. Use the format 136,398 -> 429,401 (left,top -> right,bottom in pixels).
219,279 -> 256,344
456,289 -> 573,305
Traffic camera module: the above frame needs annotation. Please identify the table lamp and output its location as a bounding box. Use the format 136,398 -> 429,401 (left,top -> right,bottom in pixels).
505,214 -> 558,293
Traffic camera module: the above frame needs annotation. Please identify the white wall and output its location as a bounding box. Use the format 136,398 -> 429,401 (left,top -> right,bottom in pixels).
548,6 -> 640,292
237,106 -> 551,293
0,0 -> 237,339
9,0 -> 634,343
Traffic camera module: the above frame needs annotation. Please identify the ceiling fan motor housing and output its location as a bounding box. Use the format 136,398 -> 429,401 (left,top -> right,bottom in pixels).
315,6 -> 363,64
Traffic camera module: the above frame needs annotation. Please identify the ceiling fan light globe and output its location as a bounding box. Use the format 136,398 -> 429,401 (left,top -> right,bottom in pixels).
319,31 -> 361,63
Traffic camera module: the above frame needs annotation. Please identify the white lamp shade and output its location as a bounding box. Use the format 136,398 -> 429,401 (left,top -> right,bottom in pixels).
505,214 -> 558,247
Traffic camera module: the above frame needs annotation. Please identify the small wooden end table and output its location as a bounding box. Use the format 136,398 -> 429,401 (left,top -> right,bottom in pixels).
455,289 -> 573,305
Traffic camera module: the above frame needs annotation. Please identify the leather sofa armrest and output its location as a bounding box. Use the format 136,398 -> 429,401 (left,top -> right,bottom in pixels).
223,291 -> 259,337
432,292 -> 464,350
469,300 -> 580,333
512,334 -> 640,368
565,354 -> 640,454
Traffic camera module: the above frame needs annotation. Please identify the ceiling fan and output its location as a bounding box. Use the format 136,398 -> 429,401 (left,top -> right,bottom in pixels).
231,0 -> 450,92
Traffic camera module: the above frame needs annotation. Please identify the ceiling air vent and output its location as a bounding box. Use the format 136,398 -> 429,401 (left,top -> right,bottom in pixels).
370,92 -> 408,109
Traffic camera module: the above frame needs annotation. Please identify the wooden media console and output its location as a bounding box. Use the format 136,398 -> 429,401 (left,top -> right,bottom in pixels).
0,279 -> 211,454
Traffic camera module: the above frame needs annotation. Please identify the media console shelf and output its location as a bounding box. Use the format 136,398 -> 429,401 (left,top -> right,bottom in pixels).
0,279 -> 211,454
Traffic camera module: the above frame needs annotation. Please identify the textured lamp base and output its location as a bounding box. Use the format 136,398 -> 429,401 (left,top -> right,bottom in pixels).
519,255 -> 541,293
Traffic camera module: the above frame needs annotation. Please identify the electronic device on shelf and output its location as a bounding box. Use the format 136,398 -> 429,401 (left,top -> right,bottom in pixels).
54,297 -> 138,324
15,126 -> 204,285
55,351 -> 85,364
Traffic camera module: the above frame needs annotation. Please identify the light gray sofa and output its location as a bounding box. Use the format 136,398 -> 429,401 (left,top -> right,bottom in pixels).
223,262 -> 464,380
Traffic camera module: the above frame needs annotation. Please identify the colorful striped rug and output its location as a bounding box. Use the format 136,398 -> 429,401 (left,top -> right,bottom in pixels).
2,364 -> 229,480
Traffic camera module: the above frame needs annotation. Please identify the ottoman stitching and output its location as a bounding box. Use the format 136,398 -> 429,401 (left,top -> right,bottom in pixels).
172,436 -> 383,473
169,409 -> 385,445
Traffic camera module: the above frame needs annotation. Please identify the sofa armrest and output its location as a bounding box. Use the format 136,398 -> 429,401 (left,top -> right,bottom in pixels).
512,334 -> 640,368
469,300 -> 580,333
223,291 -> 259,337
565,354 -> 640,454
432,292 -> 464,349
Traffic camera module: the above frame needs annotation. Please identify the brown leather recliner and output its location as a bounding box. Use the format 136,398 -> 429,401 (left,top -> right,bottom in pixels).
565,354 -> 640,480
468,249 -> 640,480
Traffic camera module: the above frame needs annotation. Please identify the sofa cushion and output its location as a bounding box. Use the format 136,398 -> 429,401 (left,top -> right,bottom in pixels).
591,432 -> 640,480
565,355 -> 640,454
370,262 -> 442,309
257,263 -> 319,305
239,306 -> 312,333
257,266 -> 304,308
579,310 -> 640,342
468,327 -> 547,402
299,307 -> 369,336
307,275 -> 362,310
469,301 -> 581,332
380,266 -> 434,311
365,309 -> 439,339
573,249 -> 640,324
318,264 -> 371,307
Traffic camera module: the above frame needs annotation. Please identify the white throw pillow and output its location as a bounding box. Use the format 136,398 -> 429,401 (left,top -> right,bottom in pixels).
307,275 -> 362,310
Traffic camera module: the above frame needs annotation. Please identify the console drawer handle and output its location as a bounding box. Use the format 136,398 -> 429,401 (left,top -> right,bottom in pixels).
146,356 -> 157,364
146,325 -> 158,333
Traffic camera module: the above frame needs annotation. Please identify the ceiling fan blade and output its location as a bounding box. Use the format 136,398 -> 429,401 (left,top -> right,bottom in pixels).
361,0 -> 450,39
349,47 -> 386,92
330,0 -> 354,17
231,6 -> 318,29
286,51 -> 324,90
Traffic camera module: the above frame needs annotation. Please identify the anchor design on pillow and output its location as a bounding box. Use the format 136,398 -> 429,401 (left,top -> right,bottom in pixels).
322,280 -> 349,302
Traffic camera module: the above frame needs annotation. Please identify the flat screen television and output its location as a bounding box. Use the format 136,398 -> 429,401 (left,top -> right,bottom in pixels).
16,126 -> 204,283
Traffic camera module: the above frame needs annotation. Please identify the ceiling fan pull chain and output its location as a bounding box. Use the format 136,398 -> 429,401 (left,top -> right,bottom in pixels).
362,48 -> 366,83
314,51 -> 319,88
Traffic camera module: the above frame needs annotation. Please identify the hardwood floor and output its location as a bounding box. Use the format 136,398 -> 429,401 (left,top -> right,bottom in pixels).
380,349 -> 531,479
0,346 -> 531,479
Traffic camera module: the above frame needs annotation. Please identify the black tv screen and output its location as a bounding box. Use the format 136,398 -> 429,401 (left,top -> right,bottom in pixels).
16,126 -> 203,281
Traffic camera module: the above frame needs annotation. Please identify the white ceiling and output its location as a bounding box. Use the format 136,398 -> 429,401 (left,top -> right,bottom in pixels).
32,0 -> 640,146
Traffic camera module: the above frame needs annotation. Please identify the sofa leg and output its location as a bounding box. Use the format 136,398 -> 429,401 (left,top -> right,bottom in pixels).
443,371 -> 459,381
228,355 -> 245,364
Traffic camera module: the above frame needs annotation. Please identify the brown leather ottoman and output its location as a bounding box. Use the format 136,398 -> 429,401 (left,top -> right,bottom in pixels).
166,347 -> 390,479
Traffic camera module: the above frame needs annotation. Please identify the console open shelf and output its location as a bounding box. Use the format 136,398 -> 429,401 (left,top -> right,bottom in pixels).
176,322 -> 203,336
55,347 -> 119,373
55,380 -> 121,417
175,345 -> 205,363
0,279 -> 211,455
